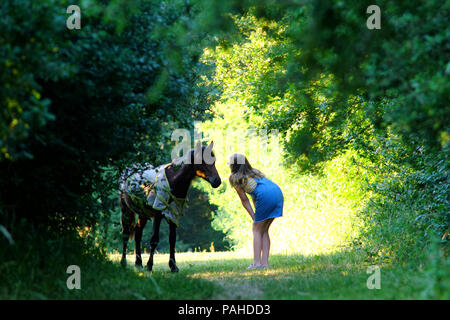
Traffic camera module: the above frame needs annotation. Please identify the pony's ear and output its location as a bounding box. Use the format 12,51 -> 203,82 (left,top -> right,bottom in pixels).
203,141 -> 215,164
205,141 -> 214,153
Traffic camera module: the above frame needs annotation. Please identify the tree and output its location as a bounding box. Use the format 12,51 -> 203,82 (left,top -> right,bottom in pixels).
0,0 -> 211,233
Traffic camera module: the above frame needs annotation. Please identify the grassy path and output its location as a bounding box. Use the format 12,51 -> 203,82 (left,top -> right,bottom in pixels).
108,250 -> 430,299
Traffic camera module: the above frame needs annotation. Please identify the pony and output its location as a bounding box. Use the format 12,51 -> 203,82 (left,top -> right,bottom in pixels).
119,141 -> 221,272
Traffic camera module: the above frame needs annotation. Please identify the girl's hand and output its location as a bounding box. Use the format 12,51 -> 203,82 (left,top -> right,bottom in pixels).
234,186 -> 255,220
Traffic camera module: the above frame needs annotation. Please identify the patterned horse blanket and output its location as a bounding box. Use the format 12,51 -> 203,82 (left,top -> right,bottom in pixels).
119,163 -> 186,226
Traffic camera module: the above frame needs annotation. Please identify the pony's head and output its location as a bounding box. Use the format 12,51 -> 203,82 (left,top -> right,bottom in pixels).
190,141 -> 221,188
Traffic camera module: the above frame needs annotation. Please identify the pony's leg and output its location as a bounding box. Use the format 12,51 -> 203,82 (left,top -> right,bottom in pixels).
121,236 -> 128,267
146,213 -> 162,271
168,220 -> 179,272
134,216 -> 147,268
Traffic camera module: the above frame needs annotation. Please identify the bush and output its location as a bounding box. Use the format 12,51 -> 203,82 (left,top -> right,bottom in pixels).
359,145 -> 449,263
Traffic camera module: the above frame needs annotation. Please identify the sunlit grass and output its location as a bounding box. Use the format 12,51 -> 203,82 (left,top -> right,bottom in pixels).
1,233 -> 438,300
108,249 -> 431,300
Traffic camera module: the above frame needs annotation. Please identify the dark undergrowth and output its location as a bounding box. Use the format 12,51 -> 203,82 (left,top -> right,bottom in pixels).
0,223 -> 218,300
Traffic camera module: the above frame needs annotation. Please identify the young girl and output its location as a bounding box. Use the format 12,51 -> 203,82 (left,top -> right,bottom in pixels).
229,153 -> 283,269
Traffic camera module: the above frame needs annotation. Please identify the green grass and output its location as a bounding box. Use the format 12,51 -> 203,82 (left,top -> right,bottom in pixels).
105,250 -> 437,300
1,230 -> 446,299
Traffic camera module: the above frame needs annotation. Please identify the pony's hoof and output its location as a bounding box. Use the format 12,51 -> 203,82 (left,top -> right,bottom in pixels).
120,259 -> 127,268
146,264 -> 153,272
135,263 -> 143,269
169,259 -> 179,272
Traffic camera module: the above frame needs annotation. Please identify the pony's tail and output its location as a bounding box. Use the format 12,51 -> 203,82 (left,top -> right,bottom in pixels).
119,192 -> 137,242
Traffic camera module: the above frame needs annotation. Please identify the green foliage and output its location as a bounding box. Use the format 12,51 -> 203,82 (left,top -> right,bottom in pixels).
0,0 -> 69,160
0,0 -> 211,234
0,0 -> 448,300
198,1 -> 449,164
198,99 -> 373,254
198,5 -> 448,274
359,144 -> 449,263
300,0 -> 450,152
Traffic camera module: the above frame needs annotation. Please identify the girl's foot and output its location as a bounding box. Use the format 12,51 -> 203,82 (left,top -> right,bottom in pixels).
258,264 -> 269,269
247,264 -> 261,269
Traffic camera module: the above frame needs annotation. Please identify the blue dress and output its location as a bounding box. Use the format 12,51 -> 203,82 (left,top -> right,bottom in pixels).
248,177 -> 284,223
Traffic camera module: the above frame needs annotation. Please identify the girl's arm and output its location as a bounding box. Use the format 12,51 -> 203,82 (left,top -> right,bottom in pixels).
234,186 -> 255,221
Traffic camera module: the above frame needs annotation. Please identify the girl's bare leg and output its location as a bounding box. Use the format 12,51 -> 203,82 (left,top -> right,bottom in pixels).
261,232 -> 270,266
261,218 -> 274,267
252,222 -> 264,266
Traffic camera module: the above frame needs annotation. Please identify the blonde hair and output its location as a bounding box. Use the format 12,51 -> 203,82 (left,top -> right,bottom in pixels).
228,153 -> 264,188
